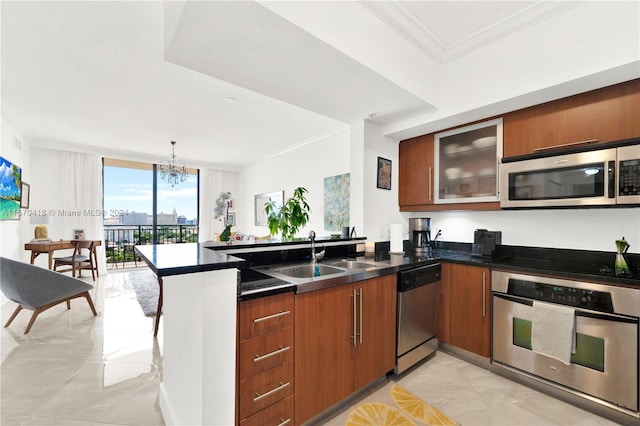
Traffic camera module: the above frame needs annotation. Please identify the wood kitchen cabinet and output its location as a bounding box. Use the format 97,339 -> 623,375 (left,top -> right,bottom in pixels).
399,134 -> 434,208
399,132 -> 500,212
503,79 -> 640,158
448,263 -> 491,357
294,275 -> 397,424
237,291 -> 295,425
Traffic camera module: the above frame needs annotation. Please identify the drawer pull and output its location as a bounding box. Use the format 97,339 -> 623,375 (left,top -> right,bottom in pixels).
278,418 -> 291,426
254,346 -> 290,363
253,381 -> 290,402
253,310 -> 291,323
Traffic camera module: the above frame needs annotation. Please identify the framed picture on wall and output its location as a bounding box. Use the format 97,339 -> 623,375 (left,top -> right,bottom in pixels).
225,213 -> 235,227
254,191 -> 284,226
20,182 -> 30,208
377,157 -> 392,190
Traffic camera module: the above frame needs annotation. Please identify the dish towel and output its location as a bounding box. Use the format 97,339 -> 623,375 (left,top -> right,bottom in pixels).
531,301 -> 576,365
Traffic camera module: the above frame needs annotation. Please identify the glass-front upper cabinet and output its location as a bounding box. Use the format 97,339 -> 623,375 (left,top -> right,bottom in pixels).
434,118 -> 503,204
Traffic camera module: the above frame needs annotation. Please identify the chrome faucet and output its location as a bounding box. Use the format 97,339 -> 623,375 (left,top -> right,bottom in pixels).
432,229 -> 442,249
309,230 -> 325,263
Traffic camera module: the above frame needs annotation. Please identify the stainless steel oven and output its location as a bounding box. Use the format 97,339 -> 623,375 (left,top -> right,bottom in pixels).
500,143 -> 640,208
492,270 -> 640,423
396,263 -> 440,374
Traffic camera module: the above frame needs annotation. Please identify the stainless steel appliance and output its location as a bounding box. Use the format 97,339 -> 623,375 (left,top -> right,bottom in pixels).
492,270 -> 640,424
409,218 -> 431,254
471,229 -> 502,259
500,142 -> 640,208
396,263 -> 440,374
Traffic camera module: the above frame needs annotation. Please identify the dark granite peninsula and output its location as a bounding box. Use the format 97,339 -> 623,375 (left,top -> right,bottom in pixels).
134,237 -> 366,426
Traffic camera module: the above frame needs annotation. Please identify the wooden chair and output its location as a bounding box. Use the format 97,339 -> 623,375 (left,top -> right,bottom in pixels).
53,239 -> 98,281
1,257 -> 97,334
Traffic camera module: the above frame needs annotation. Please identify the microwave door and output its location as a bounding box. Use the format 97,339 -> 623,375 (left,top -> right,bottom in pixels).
506,163 -> 610,207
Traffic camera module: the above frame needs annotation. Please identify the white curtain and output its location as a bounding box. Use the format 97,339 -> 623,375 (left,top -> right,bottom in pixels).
61,152 -> 107,273
199,168 -> 224,242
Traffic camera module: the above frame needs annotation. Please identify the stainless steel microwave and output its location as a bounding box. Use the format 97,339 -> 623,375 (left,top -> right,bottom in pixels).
500,144 -> 640,208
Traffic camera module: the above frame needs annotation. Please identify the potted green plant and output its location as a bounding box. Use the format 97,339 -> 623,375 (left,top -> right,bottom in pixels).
265,187 -> 310,240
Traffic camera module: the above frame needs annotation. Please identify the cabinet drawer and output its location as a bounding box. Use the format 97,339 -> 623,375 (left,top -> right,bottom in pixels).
239,292 -> 294,340
240,395 -> 294,426
239,362 -> 294,419
239,327 -> 294,379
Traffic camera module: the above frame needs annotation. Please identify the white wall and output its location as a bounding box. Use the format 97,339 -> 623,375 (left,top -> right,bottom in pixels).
363,121 -> 401,242
237,129 -> 351,238
0,115 -> 32,262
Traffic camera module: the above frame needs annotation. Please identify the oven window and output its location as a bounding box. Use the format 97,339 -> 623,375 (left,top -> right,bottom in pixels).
508,162 -> 605,200
512,318 -> 604,371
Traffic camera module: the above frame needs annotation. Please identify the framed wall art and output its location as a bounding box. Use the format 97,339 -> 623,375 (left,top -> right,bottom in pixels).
0,156 -> 22,220
225,212 -> 235,227
20,182 -> 30,209
377,157 -> 392,190
254,191 -> 284,226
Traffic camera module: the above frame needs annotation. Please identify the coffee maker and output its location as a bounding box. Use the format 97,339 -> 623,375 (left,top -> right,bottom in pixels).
409,218 -> 431,254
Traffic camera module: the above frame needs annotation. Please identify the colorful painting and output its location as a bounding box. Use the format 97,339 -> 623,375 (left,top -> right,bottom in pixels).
324,173 -> 350,231
0,157 -> 22,220
377,157 -> 392,190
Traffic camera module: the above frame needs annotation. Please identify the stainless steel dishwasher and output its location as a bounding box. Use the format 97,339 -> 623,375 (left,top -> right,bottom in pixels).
395,263 -> 441,374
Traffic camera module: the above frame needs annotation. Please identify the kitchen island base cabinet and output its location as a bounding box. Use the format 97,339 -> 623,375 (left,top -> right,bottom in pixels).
444,263 -> 491,358
238,292 -> 295,425
294,275 -> 397,424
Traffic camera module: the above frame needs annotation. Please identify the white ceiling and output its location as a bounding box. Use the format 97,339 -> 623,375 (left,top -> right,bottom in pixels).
2,1 -> 638,171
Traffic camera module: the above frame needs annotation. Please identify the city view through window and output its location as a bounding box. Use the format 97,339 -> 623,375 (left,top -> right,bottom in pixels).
102,159 -> 198,260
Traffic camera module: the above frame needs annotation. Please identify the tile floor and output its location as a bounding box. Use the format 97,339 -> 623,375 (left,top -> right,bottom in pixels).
0,269 -> 624,425
323,352 -> 620,425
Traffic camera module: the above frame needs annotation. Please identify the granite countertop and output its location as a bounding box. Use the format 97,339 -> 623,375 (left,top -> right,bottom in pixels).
135,243 -> 246,277
239,247 -> 640,299
135,241 -> 640,297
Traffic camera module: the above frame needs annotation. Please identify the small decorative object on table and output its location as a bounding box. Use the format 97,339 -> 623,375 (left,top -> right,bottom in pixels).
214,191 -> 233,241
73,229 -> 85,240
615,237 -> 630,276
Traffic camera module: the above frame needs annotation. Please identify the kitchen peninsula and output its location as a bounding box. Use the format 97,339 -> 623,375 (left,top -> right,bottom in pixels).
135,237 -> 370,426
137,238 -> 640,426
135,242 -> 246,426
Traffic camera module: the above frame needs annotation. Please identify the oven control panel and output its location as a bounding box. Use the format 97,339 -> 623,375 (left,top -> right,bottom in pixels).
507,279 -> 614,313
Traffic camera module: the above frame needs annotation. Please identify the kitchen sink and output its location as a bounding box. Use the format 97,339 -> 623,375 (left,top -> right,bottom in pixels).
324,260 -> 376,270
270,264 -> 345,279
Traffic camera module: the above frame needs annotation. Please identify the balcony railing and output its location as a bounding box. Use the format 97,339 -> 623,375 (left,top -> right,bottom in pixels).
104,224 -> 199,266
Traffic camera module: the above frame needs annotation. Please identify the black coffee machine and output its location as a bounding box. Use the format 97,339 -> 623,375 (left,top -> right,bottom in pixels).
409,218 -> 431,254
472,229 -> 502,259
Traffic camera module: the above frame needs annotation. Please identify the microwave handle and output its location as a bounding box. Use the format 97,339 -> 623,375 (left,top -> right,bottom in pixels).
608,161 -> 616,199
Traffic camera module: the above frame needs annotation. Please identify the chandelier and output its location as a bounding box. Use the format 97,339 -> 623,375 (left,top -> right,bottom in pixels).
159,141 -> 188,186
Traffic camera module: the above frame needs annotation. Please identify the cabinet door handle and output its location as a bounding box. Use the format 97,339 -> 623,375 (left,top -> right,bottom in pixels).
278,418 -> 291,426
254,346 -> 290,363
532,138 -> 597,152
428,166 -> 432,202
253,381 -> 290,402
350,289 -> 357,346
358,288 -> 363,344
253,310 -> 291,323
482,272 -> 486,318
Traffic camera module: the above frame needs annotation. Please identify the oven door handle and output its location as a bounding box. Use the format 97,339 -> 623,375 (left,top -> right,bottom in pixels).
493,292 -> 532,306
492,292 -> 639,324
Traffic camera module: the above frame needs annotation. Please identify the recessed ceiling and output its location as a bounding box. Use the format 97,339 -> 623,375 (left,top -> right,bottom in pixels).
1,1 -> 637,170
